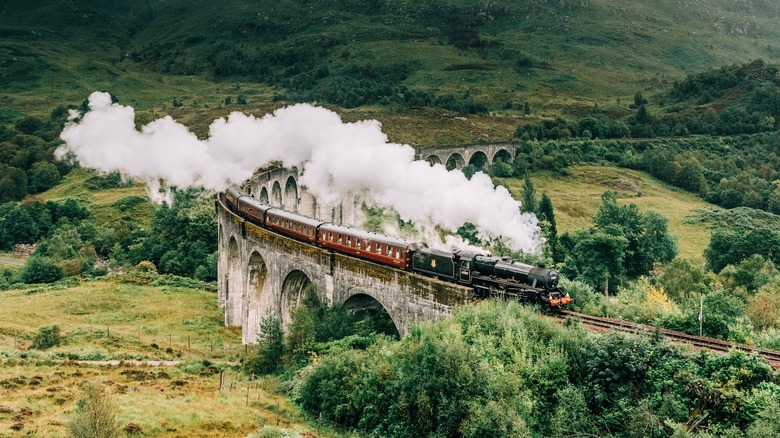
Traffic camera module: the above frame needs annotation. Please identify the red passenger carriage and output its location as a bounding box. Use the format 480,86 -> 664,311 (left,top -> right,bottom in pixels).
317,223 -> 412,268
265,209 -> 322,245
237,196 -> 274,224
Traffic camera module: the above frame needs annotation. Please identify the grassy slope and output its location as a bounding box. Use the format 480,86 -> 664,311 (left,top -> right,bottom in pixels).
498,165 -> 717,264
0,276 -> 329,437
33,167 -> 155,231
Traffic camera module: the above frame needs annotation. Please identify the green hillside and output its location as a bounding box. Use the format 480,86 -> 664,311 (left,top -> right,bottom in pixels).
2,0 -> 780,135
501,165 -> 717,264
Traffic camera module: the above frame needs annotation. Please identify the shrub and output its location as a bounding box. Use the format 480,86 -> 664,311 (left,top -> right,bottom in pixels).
134,260 -> 157,273
31,325 -> 62,349
20,256 -> 63,284
67,382 -> 122,438
249,426 -> 301,438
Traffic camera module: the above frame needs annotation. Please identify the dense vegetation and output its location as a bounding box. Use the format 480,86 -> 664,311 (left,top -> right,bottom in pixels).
253,301 -> 780,437
0,109 -> 73,203
0,181 -> 217,287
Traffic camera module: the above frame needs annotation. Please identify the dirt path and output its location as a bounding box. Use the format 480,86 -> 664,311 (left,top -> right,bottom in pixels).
72,360 -> 183,366
0,257 -> 24,266
69,360 -> 240,366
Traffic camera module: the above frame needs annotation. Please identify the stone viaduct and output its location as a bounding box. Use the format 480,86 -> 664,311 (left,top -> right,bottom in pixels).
413,142 -> 516,170
218,142 -> 519,343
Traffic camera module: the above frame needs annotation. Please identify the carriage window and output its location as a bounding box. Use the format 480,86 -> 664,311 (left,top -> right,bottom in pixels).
376,244 -> 382,254
357,240 -> 362,249
338,235 -> 343,244
395,249 -> 400,258
346,237 -> 352,246
386,246 -> 392,256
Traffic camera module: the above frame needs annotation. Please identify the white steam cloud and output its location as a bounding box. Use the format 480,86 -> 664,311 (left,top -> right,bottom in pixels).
58,91 -> 542,254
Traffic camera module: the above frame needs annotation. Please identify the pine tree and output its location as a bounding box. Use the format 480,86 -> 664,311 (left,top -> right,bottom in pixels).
537,192 -> 560,261
521,173 -> 537,213
243,309 -> 284,375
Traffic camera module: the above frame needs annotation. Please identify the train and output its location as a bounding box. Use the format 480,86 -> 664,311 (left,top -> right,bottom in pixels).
220,185 -> 571,312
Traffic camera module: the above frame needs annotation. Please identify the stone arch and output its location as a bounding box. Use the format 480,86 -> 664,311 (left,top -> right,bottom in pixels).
492,149 -> 512,165
243,251 -> 268,343
226,236 -> 243,327
280,269 -> 315,328
446,153 -> 465,171
271,181 -> 282,207
284,176 -> 299,213
426,155 -> 442,166
343,293 -> 400,338
468,150 -> 489,171
259,187 -> 269,203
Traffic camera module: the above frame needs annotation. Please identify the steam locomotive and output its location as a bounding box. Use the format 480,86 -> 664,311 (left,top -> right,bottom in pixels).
221,185 -> 571,312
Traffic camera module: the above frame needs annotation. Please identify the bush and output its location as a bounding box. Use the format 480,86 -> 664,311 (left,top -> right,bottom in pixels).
249,426 -> 301,438
20,256 -> 63,284
67,382 -> 122,438
31,325 -> 62,349
134,260 -> 157,273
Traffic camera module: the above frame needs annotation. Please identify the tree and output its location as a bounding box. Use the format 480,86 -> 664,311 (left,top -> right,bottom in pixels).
537,192 -> 560,261
27,161 -> 61,193
243,309 -> 284,375
67,383 -> 123,438
595,192 -> 677,277
633,91 -> 648,107
636,209 -> 678,274
0,165 -> 28,202
0,205 -> 40,250
521,173 -> 537,213
563,227 -> 628,292
656,258 -> 712,304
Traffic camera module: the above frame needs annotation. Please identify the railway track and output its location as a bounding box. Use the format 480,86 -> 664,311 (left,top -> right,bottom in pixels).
557,310 -> 780,367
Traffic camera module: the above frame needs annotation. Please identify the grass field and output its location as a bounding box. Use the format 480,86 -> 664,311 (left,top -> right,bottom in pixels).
497,165 -> 717,264
0,275 -> 336,437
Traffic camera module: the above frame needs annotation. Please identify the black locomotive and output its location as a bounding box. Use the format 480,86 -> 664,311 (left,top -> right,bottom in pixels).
221,185 -> 571,312
411,248 -> 570,312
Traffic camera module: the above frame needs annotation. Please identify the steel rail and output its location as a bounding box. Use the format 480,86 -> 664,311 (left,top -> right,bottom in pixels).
557,310 -> 780,366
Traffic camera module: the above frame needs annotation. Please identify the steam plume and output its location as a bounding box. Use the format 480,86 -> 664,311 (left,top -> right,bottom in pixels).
58,91 -> 542,254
